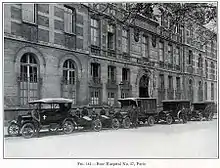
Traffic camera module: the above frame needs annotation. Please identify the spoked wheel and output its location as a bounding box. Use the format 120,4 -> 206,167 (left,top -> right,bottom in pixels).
20,123 -> 35,139
92,119 -> 102,132
62,120 -> 75,134
122,117 -> 131,129
8,123 -> 20,137
147,116 -> 155,126
111,118 -> 120,130
166,115 -> 173,125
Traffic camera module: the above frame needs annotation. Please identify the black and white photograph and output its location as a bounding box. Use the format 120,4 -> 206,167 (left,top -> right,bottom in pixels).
2,1 -> 218,161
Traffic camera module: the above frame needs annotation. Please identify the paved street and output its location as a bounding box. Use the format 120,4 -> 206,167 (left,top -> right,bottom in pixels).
4,120 -> 218,158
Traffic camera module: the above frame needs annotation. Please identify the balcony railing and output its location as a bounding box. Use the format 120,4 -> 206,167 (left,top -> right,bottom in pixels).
175,89 -> 182,99
122,52 -> 130,60
106,79 -> 117,89
91,45 -> 101,56
119,80 -> 131,90
107,49 -> 116,57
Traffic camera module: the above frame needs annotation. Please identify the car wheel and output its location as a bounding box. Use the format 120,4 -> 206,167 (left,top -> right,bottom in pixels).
148,116 -> 155,126
8,123 -> 20,136
208,113 -> 214,121
166,115 -> 172,125
122,117 -> 131,129
62,120 -> 74,134
20,123 -> 35,139
92,119 -> 102,132
111,118 -> 120,130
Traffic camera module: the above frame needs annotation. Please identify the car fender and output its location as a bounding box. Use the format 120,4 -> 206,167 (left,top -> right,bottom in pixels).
8,120 -> 18,125
62,118 -> 75,125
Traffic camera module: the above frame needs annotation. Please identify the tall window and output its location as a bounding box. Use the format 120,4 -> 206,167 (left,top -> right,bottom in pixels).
205,60 -> 208,77
122,68 -> 130,81
122,29 -> 128,53
107,92 -> 115,106
91,18 -> 99,46
198,81 -> 203,101
188,50 -> 193,65
91,90 -> 100,105
91,63 -> 100,78
159,41 -> 164,62
211,62 -> 215,79
205,82 -> 207,100
188,79 -> 193,102
176,47 -> 180,65
108,66 -> 116,82
176,77 -> 180,90
22,4 -> 36,23
168,44 -> 173,64
64,5 -> 75,33
107,24 -> 115,49
62,60 -> 76,103
63,60 -> 75,85
20,53 -> 39,105
198,54 -> 202,68
159,74 -> 164,89
168,76 -> 173,89
211,83 -> 214,100
142,35 -> 149,58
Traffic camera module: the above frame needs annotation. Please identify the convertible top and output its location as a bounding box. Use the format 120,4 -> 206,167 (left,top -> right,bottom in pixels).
29,98 -> 73,104
192,101 -> 216,105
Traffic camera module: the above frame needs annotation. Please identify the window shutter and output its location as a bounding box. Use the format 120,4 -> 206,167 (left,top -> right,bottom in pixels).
22,4 -> 35,23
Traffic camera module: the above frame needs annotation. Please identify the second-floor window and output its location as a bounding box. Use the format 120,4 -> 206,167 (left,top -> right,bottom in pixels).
91,18 -> 99,46
198,54 -> 203,68
22,4 -> 36,23
176,47 -> 180,65
168,76 -> 173,89
63,60 -> 75,85
64,5 -> 75,34
188,50 -> 193,65
142,35 -> 149,58
176,77 -> 180,90
122,68 -> 130,82
159,41 -> 164,62
91,63 -> 100,78
122,29 -> 129,53
107,24 -> 115,50
211,83 -> 214,100
159,74 -> 164,89
168,44 -> 173,64
108,66 -> 116,82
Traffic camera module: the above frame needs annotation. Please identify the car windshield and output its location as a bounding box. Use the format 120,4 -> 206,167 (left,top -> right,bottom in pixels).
119,100 -> 137,109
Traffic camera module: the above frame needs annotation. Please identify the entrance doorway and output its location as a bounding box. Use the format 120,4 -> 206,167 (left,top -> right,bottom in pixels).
139,75 -> 149,97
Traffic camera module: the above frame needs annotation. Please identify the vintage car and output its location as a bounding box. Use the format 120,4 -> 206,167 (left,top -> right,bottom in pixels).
117,97 -> 158,127
71,107 -> 103,132
97,106 -> 120,130
189,101 -> 216,121
156,100 -> 190,124
7,98 -> 76,138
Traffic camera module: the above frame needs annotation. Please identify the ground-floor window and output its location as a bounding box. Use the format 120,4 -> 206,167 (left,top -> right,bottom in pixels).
107,92 -> 116,106
90,89 -> 101,105
121,89 -> 130,98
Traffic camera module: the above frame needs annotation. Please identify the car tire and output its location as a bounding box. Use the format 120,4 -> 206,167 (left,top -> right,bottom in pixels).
92,119 -> 102,132
8,123 -> 20,137
148,116 -> 155,126
111,118 -> 120,130
166,115 -> 173,125
122,117 -> 131,129
62,120 -> 74,134
208,112 -> 214,121
20,123 -> 36,139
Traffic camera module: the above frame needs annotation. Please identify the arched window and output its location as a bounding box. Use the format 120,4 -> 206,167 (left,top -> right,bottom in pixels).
62,59 -> 76,104
63,59 -> 75,85
19,53 -> 39,105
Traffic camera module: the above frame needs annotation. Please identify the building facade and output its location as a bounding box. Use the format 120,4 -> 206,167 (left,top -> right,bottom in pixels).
4,3 -> 217,113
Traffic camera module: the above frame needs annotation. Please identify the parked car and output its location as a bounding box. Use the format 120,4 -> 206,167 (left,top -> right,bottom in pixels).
156,100 -> 190,124
189,101 -> 216,121
71,107 -> 102,132
8,98 -> 76,138
98,106 -> 120,130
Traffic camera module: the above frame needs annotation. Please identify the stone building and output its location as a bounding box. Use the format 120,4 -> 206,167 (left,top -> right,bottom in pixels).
4,3 -> 217,114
